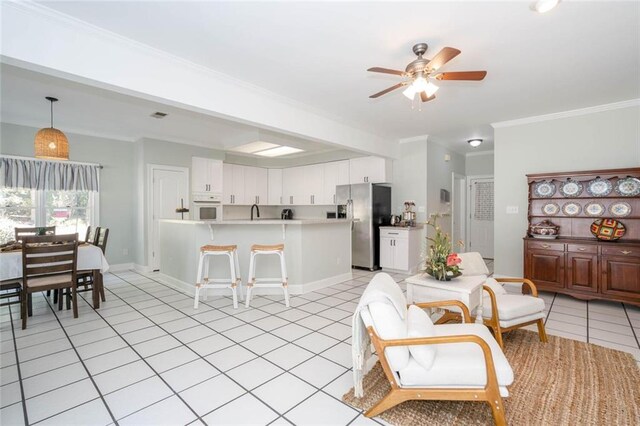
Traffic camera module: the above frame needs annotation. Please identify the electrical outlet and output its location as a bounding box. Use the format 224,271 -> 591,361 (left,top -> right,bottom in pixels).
506,206 -> 519,214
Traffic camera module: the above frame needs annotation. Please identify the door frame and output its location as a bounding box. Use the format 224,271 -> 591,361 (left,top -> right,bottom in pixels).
451,172 -> 466,252
147,164 -> 190,271
465,174 -> 494,259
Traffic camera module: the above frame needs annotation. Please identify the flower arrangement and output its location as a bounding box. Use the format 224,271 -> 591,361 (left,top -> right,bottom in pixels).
424,213 -> 463,281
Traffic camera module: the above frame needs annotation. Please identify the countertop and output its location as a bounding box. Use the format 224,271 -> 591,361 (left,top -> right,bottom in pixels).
160,219 -> 355,225
380,225 -> 424,230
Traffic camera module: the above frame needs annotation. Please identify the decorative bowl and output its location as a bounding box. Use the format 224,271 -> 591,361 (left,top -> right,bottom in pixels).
590,218 -> 626,241
530,219 -> 559,236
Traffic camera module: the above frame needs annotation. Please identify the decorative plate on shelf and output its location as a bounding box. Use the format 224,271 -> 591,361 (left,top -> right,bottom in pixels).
586,178 -> 613,197
562,202 -> 582,216
559,179 -> 584,197
584,202 -> 605,217
533,181 -> 556,197
590,218 -> 626,241
609,202 -> 632,218
542,203 -> 560,215
614,177 -> 640,196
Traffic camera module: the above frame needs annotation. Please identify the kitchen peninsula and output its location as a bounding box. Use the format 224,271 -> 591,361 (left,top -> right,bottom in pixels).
158,219 -> 353,295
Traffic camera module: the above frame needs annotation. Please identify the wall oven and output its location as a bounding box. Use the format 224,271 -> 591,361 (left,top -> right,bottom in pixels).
192,193 -> 222,221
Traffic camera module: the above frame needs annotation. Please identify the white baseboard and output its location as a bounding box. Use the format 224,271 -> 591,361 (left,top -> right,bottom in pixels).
155,271 -> 354,296
108,263 -> 134,272
134,264 -> 154,274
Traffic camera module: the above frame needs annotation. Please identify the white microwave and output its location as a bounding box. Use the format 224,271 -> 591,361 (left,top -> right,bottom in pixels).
192,193 -> 222,221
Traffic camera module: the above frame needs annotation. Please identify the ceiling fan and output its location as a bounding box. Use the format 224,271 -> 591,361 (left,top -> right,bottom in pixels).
368,43 -> 487,102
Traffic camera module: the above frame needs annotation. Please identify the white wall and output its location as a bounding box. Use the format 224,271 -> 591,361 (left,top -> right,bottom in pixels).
392,138 -> 428,222
465,152 -> 494,176
1,122 -> 136,265
493,104 -> 640,276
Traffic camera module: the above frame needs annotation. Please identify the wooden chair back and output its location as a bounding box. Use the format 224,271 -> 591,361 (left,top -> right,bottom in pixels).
85,226 -> 100,244
21,234 -> 79,284
95,227 -> 109,254
15,226 -> 55,241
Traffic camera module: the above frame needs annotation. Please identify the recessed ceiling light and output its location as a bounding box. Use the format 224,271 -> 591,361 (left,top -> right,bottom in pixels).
150,111 -> 167,119
255,146 -> 304,157
468,139 -> 483,148
531,0 -> 560,13
231,141 -> 279,154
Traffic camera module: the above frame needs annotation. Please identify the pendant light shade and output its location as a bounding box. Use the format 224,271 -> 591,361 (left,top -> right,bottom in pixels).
35,97 -> 69,160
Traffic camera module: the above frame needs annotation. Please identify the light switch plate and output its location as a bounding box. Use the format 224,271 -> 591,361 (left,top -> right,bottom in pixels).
506,206 -> 519,214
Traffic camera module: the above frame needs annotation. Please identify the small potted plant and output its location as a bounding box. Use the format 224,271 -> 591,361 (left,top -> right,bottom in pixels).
424,213 -> 463,281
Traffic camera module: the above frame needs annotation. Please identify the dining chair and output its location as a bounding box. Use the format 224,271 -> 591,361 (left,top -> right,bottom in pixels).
85,226 -> 99,244
15,226 -> 55,242
0,280 -> 23,310
77,227 -> 109,303
21,234 -> 79,329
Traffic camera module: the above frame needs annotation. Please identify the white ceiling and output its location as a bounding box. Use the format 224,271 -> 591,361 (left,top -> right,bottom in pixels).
31,1 -> 640,154
0,64 -> 344,158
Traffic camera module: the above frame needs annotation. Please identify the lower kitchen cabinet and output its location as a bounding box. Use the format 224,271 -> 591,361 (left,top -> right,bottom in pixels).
380,227 -> 422,274
524,237 -> 640,305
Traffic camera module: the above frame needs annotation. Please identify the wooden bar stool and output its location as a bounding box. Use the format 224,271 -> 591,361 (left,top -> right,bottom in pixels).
194,244 -> 242,309
245,244 -> 289,308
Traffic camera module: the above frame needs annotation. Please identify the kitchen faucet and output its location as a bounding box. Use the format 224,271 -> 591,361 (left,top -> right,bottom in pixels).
251,204 -> 260,221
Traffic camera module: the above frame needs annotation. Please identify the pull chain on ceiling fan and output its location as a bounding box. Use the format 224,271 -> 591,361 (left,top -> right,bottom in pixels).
368,43 -> 487,103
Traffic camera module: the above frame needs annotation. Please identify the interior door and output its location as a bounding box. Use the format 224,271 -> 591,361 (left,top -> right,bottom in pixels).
152,167 -> 188,270
468,177 -> 494,258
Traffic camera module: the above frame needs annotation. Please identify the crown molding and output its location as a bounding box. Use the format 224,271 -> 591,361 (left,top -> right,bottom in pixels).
491,99 -> 640,129
465,150 -> 494,158
398,135 -> 429,144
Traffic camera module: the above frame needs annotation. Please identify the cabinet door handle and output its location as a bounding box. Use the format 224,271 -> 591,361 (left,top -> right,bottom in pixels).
621,250 -> 632,255
541,244 -> 550,248
290,196 -> 293,204
578,247 -> 585,251
257,196 -> 259,204
333,194 -> 336,204
388,232 -> 399,235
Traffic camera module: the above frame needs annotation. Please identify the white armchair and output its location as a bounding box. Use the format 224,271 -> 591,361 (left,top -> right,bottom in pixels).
353,273 -> 513,425
458,252 -> 548,348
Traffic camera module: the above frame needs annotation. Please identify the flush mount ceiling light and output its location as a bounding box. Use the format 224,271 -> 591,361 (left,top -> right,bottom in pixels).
468,139 -> 483,148
255,146 -> 304,157
368,43 -> 487,104
531,0 -> 560,13
34,97 -> 69,160
231,141 -> 280,154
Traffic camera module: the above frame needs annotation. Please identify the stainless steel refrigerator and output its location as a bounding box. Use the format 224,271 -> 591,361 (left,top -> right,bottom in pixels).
336,183 -> 391,270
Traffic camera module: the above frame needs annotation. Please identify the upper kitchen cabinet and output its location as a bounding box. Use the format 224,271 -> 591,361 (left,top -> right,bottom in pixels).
192,157 -> 223,193
349,156 -> 392,184
268,169 -> 283,205
282,166 -> 304,205
244,166 -> 268,205
322,160 -> 350,204
222,163 -> 245,204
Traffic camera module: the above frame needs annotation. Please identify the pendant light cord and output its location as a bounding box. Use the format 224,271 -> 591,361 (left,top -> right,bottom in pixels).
50,99 -> 54,128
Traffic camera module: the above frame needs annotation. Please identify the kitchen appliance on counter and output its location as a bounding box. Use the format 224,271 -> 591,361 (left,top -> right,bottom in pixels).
281,209 -> 293,220
192,192 -> 222,221
402,201 -> 416,227
336,183 -> 391,270
390,215 -> 401,226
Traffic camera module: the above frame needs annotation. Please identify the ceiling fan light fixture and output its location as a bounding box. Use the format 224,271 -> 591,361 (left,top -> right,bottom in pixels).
532,0 -> 560,13
424,81 -> 439,97
412,76 -> 428,93
468,139 -> 483,148
402,85 -> 417,100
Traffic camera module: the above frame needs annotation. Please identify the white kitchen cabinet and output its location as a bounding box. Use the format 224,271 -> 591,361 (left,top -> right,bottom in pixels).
322,160 -> 349,205
304,164 -> 324,205
192,157 -> 223,193
223,163 -> 246,204
244,166 -> 268,205
268,169 -> 283,205
349,156 -> 392,184
379,227 -> 422,273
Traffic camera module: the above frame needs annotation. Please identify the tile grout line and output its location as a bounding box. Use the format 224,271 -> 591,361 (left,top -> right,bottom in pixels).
622,304 -> 640,349
6,303 -> 29,426
586,300 -> 589,342
38,295 -> 118,425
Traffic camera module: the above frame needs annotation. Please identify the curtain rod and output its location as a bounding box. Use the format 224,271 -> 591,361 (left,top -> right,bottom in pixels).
1,154 -> 104,169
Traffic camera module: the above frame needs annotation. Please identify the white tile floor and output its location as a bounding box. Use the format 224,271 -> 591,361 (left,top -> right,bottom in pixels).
1,269 -> 639,425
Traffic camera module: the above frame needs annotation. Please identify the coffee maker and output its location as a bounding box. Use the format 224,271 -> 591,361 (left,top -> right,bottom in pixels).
402,201 -> 416,227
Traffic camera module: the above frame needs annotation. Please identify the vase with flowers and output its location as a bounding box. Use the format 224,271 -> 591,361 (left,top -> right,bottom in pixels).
424,213 -> 463,281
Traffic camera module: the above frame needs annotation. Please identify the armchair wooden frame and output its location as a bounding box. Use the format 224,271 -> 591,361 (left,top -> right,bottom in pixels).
482,278 -> 548,348
365,300 -> 507,426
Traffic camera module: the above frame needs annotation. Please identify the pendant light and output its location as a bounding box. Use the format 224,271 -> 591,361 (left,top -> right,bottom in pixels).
34,97 -> 69,160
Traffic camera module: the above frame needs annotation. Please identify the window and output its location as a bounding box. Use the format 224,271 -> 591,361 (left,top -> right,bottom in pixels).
0,188 -> 98,244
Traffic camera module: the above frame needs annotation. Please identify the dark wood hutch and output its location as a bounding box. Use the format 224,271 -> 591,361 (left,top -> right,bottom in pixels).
524,167 -> 640,306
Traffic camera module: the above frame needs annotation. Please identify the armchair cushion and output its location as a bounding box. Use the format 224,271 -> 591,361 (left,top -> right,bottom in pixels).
398,323 -> 514,395
406,305 -> 437,370
484,277 -> 507,295
369,302 -> 410,371
482,294 -> 545,320
458,252 -> 490,276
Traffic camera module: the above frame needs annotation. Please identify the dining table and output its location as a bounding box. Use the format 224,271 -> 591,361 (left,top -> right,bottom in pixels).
0,243 -> 110,309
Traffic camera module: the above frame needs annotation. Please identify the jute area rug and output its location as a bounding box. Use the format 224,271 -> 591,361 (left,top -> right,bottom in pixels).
342,330 -> 640,425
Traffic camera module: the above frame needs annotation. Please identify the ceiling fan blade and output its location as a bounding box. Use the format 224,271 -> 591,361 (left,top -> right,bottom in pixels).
367,67 -> 406,76
420,92 -> 436,102
433,71 -> 487,81
427,47 -> 461,71
369,82 -> 405,98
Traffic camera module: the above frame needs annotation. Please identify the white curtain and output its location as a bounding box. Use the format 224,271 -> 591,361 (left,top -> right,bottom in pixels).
0,157 -> 100,191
